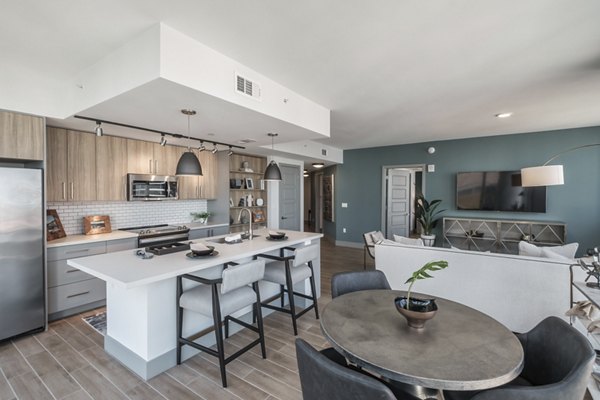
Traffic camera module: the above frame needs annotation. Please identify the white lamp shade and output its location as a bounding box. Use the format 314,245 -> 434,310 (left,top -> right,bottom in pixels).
521,165 -> 564,187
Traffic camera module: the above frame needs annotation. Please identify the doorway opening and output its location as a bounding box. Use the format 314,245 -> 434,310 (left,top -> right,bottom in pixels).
380,165 -> 425,239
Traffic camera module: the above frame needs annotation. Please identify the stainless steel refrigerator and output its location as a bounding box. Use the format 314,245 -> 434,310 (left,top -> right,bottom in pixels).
0,167 -> 45,341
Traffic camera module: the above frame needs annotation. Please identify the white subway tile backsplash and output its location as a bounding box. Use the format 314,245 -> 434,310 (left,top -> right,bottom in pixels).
47,200 -> 208,235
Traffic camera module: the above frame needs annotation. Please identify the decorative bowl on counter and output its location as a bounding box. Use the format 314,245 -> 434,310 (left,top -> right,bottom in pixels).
190,243 -> 215,256
268,231 -> 286,240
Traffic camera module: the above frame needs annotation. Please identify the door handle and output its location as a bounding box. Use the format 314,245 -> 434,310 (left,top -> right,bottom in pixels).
281,216 -> 288,220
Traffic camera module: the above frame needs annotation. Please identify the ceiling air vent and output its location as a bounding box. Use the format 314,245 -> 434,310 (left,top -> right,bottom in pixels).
235,73 -> 262,101
321,149 -> 328,156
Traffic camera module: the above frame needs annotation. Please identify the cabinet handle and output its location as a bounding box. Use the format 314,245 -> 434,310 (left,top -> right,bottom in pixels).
70,182 -> 74,199
196,185 -> 199,198
62,182 -> 66,200
67,291 -> 90,299
65,269 -> 79,273
149,159 -> 153,173
155,160 -> 158,174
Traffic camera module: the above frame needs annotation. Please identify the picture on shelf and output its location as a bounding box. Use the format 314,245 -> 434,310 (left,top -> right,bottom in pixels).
83,215 -> 112,235
229,198 -> 234,207
245,178 -> 254,189
253,210 -> 265,223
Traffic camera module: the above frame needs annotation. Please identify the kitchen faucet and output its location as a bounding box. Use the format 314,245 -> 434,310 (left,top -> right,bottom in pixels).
239,208 -> 253,240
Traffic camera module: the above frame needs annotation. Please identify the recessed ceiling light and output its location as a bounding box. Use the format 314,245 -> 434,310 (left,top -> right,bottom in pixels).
495,112 -> 513,118
312,163 -> 325,168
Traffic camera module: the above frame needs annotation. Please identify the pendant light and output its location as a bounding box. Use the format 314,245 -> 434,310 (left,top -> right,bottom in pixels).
263,133 -> 282,181
176,109 -> 203,176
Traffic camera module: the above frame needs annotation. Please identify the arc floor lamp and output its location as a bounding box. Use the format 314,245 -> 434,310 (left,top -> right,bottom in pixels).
521,143 -> 600,187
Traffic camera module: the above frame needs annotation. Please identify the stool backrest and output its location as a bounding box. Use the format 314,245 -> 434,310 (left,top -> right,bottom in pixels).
221,259 -> 265,294
293,245 -> 319,267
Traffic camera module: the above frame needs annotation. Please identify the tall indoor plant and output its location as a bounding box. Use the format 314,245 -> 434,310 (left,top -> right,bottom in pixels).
415,195 -> 445,246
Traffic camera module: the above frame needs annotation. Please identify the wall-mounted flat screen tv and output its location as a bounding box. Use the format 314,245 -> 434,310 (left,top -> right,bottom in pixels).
456,171 -> 546,213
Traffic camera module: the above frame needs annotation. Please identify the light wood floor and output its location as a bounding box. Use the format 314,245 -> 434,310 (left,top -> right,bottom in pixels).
0,240 -> 364,400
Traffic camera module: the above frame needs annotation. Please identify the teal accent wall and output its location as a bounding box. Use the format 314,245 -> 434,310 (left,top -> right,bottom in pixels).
333,126 -> 600,256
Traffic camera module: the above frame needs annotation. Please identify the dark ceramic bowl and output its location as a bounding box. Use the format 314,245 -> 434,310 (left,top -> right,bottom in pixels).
191,245 -> 215,256
394,296 -> 438,329
269,231 -> 286,239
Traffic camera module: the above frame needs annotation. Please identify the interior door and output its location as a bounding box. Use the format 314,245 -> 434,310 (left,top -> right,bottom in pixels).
279,164 -> 301,230
386,169 -> 411,239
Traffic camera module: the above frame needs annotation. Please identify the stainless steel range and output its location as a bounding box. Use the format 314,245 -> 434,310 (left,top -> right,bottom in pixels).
121,224 -> 190,248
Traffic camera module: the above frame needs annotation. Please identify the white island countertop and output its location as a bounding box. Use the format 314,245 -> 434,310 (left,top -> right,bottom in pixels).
68,229 -> 323,289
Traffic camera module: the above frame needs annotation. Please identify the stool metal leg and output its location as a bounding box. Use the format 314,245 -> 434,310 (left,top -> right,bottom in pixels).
284,260 -> 298,335
280,284 -> 285,307
308,261 -> 320,319
176,276 -> 183,364
211,284 -> 227,387
253,282 -> 267,359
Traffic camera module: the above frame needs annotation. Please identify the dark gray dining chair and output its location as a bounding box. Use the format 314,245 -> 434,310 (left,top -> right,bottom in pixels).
331,270 -> 391,298
444,316 -> 595,400
296,338 -> 416,400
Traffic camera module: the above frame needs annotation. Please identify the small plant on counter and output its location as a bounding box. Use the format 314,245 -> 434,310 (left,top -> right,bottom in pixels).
404,260 -> 448,309
190,211 -> 212,224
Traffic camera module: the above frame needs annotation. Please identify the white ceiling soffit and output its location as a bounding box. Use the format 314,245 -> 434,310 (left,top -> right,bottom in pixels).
261,140 -> 343,164
3,1 -> 600,149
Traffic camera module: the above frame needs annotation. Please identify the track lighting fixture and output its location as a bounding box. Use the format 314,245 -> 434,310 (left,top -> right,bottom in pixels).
198,141 -> 206,151
211,143 -> 218,154
175,109 -> 203,176
227,146 -> 233,156
159,134 -> 167,146
263,133 -> 282,181
95,121 -> 103,137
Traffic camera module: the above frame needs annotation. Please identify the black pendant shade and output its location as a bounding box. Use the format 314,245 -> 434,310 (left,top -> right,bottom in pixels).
263,160 -> 282,181
176,151 -> 203,176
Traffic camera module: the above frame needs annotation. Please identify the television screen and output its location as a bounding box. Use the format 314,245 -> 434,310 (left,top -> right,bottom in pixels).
456,171 -> 546,212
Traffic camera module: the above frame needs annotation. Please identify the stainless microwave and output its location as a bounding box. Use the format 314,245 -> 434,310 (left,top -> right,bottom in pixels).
127,174 -> 178,201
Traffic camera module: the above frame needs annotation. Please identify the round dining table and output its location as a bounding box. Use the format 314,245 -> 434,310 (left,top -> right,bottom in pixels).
320,290 -> 524,400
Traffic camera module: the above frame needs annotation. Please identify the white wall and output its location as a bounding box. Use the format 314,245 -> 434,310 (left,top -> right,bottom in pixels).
48,200 -> 208,235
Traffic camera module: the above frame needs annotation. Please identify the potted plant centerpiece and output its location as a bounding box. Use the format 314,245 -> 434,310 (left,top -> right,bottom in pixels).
395,260 -> 448,329
415,196 -> 445,247
191,211 -> 212,225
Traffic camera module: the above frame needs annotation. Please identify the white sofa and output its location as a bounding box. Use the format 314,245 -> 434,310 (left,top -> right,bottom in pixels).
375,242 -> 585,332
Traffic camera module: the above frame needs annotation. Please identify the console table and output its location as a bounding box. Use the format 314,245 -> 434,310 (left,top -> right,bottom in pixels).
443,217 -> 566,254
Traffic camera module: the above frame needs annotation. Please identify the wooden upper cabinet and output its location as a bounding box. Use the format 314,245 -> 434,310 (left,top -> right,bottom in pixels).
126,139 -> 154,174
153,144 -> 181,176
96,135 -> 127,201
0,111 -> 44,160
67,130 -> 96,201
199,151 -> 218,199
46,127 -> 68,201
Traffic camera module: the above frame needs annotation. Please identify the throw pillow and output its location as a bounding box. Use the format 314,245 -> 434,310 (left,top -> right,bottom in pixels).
370,231 -> 385,244
518,241 -> 543,257
540,247 -> 572,260
393,235 -> 424,246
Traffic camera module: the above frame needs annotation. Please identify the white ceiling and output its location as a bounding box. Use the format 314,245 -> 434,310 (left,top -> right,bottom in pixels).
3,0 -> 600,150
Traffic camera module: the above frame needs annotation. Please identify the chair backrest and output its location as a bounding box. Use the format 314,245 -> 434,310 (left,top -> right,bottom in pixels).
331,270 -> 391,299
293,245 -> 319,268
472,316 -> 594,400
295,338 -> 397,400
221,259 -> 265,294
363,231 -> 377,258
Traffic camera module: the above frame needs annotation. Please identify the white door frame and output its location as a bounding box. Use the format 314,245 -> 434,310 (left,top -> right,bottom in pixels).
380,164 -> 426,237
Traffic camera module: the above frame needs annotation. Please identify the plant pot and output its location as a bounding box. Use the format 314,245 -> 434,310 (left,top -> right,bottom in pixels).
420,234 -> 436,247
394,297 -> 438,329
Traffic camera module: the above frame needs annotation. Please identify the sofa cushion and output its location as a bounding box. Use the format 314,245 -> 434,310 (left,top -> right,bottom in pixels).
393,235 -> 424,246
519,241 -> 578,260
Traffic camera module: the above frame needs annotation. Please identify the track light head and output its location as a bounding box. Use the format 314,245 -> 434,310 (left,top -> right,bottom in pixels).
95,121 -> 103,137
160,134 -> 167,146
198,141 -> 206,151
227,146 -> 233,156
211,143 -> 218,154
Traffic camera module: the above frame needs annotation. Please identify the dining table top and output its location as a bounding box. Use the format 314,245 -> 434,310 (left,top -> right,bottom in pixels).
320,289 -> 524,392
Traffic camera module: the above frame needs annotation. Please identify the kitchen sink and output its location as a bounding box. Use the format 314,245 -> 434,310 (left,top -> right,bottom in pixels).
208,234 -> 261,244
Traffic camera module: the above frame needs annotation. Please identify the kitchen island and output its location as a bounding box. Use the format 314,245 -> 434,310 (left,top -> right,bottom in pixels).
68,228 -> 323,379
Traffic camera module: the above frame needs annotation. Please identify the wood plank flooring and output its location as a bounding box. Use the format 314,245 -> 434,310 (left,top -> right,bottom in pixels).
0,240 -> 363,400
1,240 -> 592,400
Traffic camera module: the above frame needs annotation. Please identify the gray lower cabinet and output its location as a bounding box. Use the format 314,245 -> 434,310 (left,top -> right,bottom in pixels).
189,225 -> 229,240
47,238 -> 137,320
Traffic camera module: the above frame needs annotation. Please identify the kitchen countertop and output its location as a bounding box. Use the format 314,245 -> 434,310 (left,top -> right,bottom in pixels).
47,230 -> 139,248
68,229 -> 323,289
47,222 -> 230,248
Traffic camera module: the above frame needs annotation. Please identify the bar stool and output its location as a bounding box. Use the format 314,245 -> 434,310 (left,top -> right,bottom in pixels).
257,245 -> 319,335
176,259 -> 266,387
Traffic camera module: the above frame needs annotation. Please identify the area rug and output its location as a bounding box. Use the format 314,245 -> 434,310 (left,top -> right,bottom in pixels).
82,311 -> 107,336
